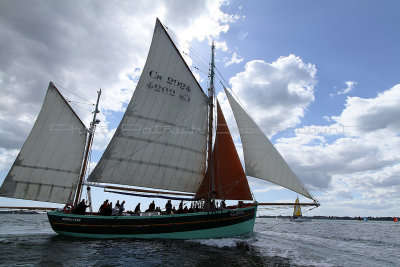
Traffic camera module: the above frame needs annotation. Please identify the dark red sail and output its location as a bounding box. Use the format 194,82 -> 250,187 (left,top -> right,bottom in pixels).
196,101 -> 252,200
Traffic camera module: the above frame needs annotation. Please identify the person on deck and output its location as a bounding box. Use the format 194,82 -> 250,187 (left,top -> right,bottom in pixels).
105,202 -> 112,216
148,201 -> 155,212
74,199 -> 88,215
118,201 -> 125,216
194,202 -> 200,212
221,200 -> 226,210
165,200 -> 172,215
189,203 -> 194,213
134,203 -> 141,215
211,199 -> 216,210
178,200 -> 184,214
98,199 -> 109,215
115,200 -> 120,209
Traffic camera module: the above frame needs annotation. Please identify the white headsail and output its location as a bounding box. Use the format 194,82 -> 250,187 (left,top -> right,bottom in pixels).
224,88 -> 314,200
0,82 -> 88,204
88,19 -> 209,193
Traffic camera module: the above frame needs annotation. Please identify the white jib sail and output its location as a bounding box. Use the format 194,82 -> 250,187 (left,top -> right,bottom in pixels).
224,88 -> 314,200
0,82 -> 88,204
88,19 -> 208,193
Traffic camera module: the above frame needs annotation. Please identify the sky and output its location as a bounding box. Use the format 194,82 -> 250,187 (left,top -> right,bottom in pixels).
0,0 -> 399,217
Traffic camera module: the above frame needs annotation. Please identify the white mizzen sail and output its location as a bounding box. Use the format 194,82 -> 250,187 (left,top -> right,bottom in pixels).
88,19 -> 209,193
224,88 -> 314,200
0,82 -> 88,204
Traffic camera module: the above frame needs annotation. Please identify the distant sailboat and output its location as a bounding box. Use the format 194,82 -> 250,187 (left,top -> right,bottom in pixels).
290,196 -> 311,222
0,18 -> 319,239
394,217 -> 398,222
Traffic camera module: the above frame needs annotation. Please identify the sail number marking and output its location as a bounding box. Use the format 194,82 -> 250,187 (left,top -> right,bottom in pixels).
148,70 -> 190,102
146,82 -> 176,96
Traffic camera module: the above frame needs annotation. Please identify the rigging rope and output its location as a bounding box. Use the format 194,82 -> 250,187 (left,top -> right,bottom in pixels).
67,100 -> 95,106
214,66 -> 231,89
53,81 -> 93,104
68,102 -> 93,112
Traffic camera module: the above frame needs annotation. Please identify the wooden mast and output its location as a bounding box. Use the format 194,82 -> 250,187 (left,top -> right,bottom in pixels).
207,41 -> 216,201
73,89 -> 101,207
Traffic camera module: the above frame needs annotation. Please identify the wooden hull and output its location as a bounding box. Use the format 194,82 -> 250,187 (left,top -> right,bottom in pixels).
47,205 -> 257,239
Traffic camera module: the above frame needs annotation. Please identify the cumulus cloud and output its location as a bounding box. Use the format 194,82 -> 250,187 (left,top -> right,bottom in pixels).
332,84 -> 400,135
273,84 -> 400,214
337,80 -> 357,95
225,51 -> 244,67
0,0 -> 235,160
214,41 -> 228,51
228,55 -> 317,136
0,148 -> 18,171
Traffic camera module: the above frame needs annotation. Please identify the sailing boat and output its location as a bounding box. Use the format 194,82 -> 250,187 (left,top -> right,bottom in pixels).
290,196 -> 311,222
0,19 -> 319,239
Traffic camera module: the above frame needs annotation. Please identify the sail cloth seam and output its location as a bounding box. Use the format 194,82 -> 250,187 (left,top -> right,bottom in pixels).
93,95 -> 208,190
5,181 -> 73,189
105,67 -> 208,184
128,115 -> 205,136
100,98 -> 208,188
104,189 -> 195,201
105,157 -> 203,175
113,137 -> 203,158
11,164 -> 80,174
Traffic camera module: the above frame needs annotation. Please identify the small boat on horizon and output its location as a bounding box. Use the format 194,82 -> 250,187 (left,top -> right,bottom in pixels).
290,196 -> 311,222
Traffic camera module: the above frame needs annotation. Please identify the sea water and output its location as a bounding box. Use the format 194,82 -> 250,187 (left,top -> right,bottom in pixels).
0,214 -> 399,266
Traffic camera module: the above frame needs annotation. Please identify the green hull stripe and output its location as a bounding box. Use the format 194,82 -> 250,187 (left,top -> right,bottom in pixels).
54,217 -> 256,239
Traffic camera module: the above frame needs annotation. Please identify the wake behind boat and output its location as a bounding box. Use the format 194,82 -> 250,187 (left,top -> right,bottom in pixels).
0,18 -> 319,239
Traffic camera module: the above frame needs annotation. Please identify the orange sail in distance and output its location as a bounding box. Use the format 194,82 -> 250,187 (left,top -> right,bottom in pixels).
196,101 -> 252,200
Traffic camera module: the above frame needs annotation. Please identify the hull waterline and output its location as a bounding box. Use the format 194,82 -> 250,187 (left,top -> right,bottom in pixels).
48,205 -> 257,239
